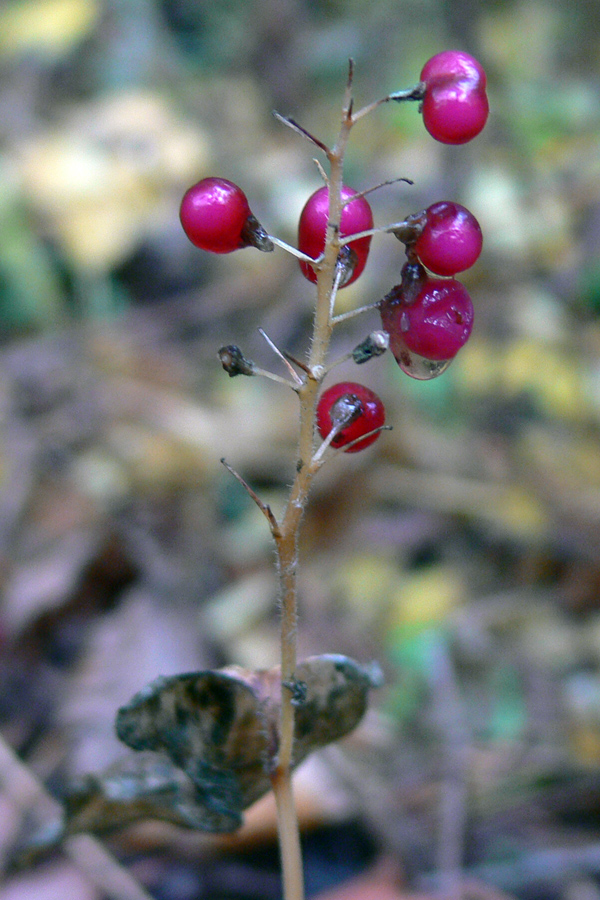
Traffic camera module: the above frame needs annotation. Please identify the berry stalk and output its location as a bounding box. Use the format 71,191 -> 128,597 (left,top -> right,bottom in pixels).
269,66 -> 356,900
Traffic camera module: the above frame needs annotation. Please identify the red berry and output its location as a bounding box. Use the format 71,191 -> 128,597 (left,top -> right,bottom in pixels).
381,277 -> 473,363
316,382 -> 385,453
180,177 -> 255,253
414,201 -> 482,276
420,50 -> 489,145
298,186 -> 373,287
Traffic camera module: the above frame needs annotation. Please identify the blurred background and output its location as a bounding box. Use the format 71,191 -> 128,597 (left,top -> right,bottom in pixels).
3,0 -> 600,898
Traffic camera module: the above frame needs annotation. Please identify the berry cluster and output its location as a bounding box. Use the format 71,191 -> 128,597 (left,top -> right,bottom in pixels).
379,198 -> 481,379
179,50 -> 489,451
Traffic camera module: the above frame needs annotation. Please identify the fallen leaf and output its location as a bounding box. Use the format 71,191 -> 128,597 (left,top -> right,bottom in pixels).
115,654 -> 379,832
14,654 -> 380,862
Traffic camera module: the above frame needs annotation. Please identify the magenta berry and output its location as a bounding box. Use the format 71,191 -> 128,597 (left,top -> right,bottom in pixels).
180,177 -> 271,253
316,382 -> 385,452
414,201 -> 482,276
298,186 -> 373,287
381,277 -> 473,363
180,177 -> 249,253
402,278 -> 474,360
420,50 -> 489,145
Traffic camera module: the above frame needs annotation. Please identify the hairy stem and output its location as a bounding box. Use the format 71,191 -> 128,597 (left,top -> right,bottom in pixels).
270,80 -> 355,900
272,765 -> 305,900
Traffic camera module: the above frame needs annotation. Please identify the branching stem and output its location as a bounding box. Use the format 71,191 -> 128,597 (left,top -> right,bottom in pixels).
331,300 -> 380,325
338,217 -> 413,245
253,366 -> 301,389
269,68 -> 357,900
259,328 -> 304,386
220,458 -> 281,535
272,111 -> 331,155
267,234 -> 318,263
351,82 -> 425,123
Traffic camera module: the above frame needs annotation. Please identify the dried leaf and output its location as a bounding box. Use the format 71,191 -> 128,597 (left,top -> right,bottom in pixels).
15,654 -> 378,865
114,654 -> 379,832
290,655 -> 381,761
116,670 -> 267,827
12,752 -> 227,868
63,751 -> 231,834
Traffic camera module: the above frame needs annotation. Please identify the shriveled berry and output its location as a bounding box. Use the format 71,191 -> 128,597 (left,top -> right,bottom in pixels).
420,50 -> 489,145
218,345 -> 255,377
380,277 -> 473,363
415,201 -> 482,276
298,186 -> 373,287
180,177 -> 272,253
316,382 -> 385,452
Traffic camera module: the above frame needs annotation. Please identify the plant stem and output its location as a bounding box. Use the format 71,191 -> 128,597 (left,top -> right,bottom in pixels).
351,83 -> 425,124
338,218 -> 412,244
267,234 -> 319,263
269,75 -> 355,900
272,764 -> 305,900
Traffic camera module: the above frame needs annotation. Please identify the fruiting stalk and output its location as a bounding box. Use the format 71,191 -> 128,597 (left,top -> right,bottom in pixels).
268,67 -> 355,900
267,234 -> 319,263
179,50 -> 488,900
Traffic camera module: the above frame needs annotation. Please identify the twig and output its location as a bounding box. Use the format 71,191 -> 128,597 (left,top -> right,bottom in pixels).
351,82 -> 425,124
252,365 -> 300,390
311,425 -> 392,468
281,350 -> 311,376
342,176 -> 414,207
267,64 -> 360,900
328,256 -> 346,321
272,112 -> 330,155
331,300 -> 380,325
220,458 -> 280,536
337,217 -> 415,245
310,419 -> 345,466
313,158 -> 329,185
258,328 -> 304,386
266,234 -> 317,263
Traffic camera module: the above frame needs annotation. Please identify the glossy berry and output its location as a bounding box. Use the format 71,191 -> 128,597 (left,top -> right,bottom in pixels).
381,277 -> 474,363
180,177 -> 265,253
316,382 -> 385,453
414,201 -> 482,276
420,50 -> 489,145
298,186 -> 373,287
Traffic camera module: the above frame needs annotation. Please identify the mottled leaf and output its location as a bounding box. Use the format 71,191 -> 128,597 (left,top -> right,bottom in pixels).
116,669 -> 268,825
15,653 -> 379,865
11,751 -> 230,869
115,654 -> 379,831
291,655 -> 380,761
63,751 -> 237,834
